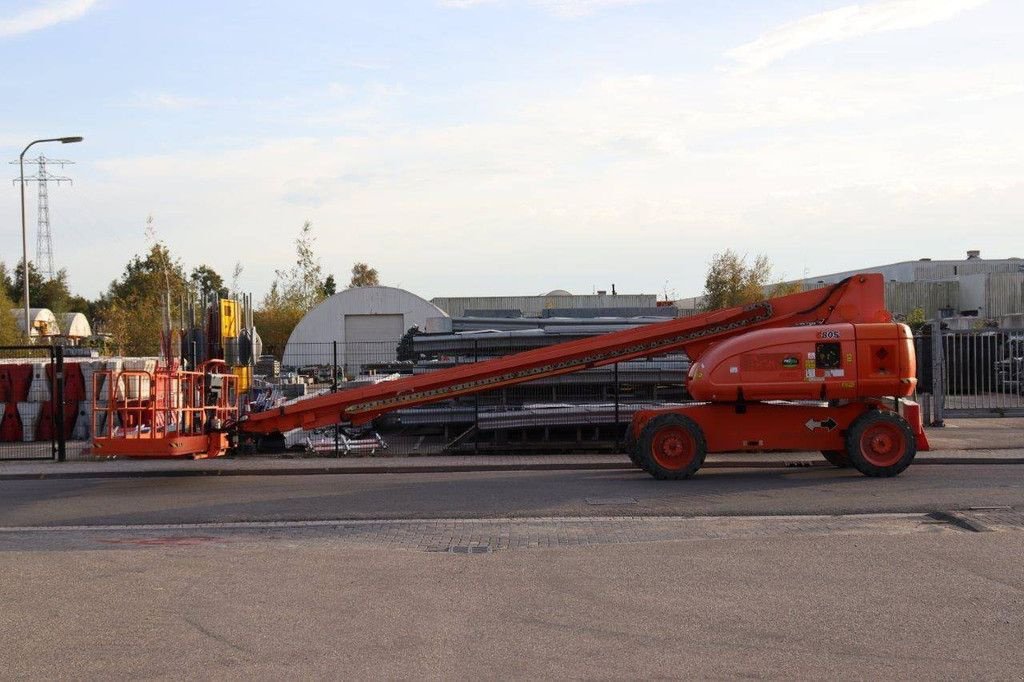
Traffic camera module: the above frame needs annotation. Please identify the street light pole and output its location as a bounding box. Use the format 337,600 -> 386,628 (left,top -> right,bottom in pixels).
18,136 -> 83,341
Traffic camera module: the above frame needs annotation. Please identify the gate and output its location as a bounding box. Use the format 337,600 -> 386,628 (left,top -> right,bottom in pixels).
0,345 -> 66,461
926,322 -> 1024,421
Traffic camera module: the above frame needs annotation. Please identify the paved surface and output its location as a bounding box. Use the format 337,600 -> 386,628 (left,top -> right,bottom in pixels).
7,510 -> 1023,553
2,519 -> 1022,679
3,423 -> 1021,679
926,416 -> 1024,450
2,465 -> 1023,527
3,460 -> 1023,678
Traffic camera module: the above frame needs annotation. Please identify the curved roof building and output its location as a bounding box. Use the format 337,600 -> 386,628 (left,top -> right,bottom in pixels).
282,286 -> 448,376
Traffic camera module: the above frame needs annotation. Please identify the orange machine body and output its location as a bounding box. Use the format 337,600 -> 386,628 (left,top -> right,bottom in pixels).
687,322 -> 917,403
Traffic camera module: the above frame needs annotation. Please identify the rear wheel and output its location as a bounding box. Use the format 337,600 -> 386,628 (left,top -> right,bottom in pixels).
845,410 -> 916,477
636,414 -> 707,480
821,449 -> 850,468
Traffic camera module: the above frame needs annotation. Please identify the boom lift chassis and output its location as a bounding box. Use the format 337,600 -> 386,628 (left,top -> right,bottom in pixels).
231,274 -> 929,479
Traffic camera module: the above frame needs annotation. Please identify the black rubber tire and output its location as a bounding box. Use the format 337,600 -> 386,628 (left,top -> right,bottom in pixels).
821,449 -> 851,468
623,425 -> 641,468
636,414 -> 707,480
845,410 -> 917,477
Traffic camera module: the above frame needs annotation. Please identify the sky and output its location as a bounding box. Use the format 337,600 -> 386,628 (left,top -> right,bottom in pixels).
1,0 -> 1022,302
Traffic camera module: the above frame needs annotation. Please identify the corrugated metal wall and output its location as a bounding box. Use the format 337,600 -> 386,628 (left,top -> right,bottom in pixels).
985,273 -> 1024,317
884,281 -> 960,318
882,276 -> 1023,319
431,294 -> 657,318
912,259 -> 1024,281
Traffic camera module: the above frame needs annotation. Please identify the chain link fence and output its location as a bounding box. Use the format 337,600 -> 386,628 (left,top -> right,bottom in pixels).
256,338 -> 690,456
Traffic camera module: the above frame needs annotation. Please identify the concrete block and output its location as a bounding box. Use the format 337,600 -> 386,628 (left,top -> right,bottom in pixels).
72,401 -> 91,440
104,360 -> 124,400
80,360 -> 98,404
91,403 -> 109,437
17,402 -> 41,442
122,358 -> 157,400
27,363 -> 51,402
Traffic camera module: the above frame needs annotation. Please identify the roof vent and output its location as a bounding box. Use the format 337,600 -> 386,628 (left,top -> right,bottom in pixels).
919,258 -> 931,261
966,250 -> 981,259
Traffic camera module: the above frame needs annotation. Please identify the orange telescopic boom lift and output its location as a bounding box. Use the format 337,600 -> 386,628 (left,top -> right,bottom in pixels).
236,273 -> 928,479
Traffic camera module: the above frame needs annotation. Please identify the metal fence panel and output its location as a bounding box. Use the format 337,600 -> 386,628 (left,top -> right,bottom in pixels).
0,345 -> 65,461
932,327 -> 1024,418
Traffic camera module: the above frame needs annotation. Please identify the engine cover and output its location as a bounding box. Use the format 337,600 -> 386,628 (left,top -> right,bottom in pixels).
686,322 -> 917,402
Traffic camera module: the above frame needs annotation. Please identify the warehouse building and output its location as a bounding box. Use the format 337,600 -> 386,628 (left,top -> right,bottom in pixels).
431,289 -> 660,318
282,286 -> 448,374
675,251 -> 1024,324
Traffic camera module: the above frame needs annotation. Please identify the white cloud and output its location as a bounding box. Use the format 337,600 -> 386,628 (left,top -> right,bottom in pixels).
438,0 -> 653,18
727,0 -> 992,72
78,61 -> 1024,298
0,0 -> 98,38
531,0 -> 653,17
122,92 -> 209,111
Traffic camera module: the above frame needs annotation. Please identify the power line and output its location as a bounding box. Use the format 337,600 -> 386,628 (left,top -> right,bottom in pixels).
10,154 -> 74,281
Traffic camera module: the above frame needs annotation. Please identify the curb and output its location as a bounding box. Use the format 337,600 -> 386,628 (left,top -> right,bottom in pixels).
1,456 -> 1023,481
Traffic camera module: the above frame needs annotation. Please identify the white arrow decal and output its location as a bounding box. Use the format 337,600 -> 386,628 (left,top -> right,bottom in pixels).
805,418 -> 838,431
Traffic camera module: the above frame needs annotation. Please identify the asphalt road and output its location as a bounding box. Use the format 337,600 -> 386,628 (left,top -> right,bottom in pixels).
3,526 -> 1022,679
2,464 -> 1022,527
3,465 -> 1023,679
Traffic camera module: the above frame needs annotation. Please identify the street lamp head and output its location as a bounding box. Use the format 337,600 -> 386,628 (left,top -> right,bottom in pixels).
60,136 -> 83,143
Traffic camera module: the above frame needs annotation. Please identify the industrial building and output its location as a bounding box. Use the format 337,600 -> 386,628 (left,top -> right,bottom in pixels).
675,251 -> 1024,325
282,286 -> 448,374
430,289 -> 660,318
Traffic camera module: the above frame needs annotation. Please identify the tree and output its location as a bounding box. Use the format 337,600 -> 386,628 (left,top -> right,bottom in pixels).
229,261 -> 244,299
0,263 -> 14,301
190,265 -> 228,300
769,279 -> 803,298
95,242 -> 188,355
348,262 -> 379,288
254,221 -> 330,356
321,274 -> 337,298
702,250 -> 772,310
0,285 -> 21,344
3,261 -> 81,318
253,281 -> 305,358
905,307 -> 927,333
702,250 -> 799,310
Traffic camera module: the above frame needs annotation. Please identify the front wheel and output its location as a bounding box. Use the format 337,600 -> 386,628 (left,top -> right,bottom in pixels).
636,414 -> 707,480
845,410 -> 917,477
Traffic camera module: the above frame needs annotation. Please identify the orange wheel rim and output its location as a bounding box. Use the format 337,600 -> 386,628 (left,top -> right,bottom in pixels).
859,422 -> 906,467
651,426 -> 695,470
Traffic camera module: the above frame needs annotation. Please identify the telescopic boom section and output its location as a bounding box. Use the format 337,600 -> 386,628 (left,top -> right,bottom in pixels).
240,274 -> 889,435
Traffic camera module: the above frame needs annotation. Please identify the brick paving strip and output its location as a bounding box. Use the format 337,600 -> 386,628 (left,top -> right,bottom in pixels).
5,512 -> 1017,553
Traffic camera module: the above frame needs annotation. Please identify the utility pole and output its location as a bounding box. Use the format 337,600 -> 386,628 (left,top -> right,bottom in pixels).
11,154 -> 75,281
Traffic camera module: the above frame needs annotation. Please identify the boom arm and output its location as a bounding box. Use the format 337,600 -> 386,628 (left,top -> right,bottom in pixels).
240,274 -> 889,435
